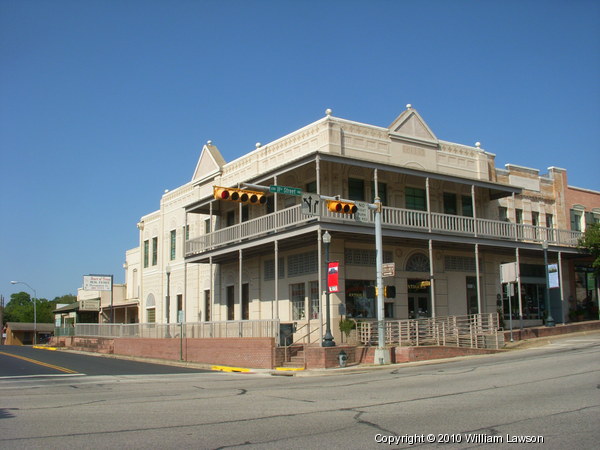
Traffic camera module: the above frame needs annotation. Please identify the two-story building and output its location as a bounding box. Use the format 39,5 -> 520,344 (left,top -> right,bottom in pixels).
124,106 -> 591,343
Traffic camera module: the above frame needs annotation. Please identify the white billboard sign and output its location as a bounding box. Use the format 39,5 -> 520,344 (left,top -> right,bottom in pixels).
500,262 -> 517,283
83,275 -> 113,291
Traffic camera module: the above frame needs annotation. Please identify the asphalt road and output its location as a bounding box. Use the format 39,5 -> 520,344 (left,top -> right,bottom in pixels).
0,333 -> 599,449
0,345 -> 211,377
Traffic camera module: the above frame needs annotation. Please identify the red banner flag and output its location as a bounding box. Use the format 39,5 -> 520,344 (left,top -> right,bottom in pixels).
327,262 -> 340,293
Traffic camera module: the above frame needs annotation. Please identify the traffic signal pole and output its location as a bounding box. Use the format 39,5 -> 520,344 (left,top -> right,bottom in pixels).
226,183 -> 390,364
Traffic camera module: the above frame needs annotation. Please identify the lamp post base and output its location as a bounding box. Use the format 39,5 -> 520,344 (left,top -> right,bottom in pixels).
322,331 -> 336,347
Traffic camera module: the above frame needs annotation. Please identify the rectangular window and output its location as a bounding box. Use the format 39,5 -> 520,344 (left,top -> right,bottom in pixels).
242,205 -> 249,222
242,283 -> 249,320
405,187 -> 426,211
443,193 -> 457,215
310,281 -> 320,319
371,182 -> 387,205
226,210 -> 235,227
143,240 -> 149,268
264,258 -> 285,281
461,195 -> 473,217
532,211 -> 539,227
291,283 -> 305,320
287,251 -> 318,277
152,237 -> 158,266
499,207 -> 508,222
184,224 -> 190,240
226,286 -> 234,320
306,180 -> 317,193
348,178 -> 365,201
204,219 -> 211,234
177,294 -> 183,322
170,230 -> 176,260
147,308 -> 156,323
204,290 -> 211,322
546,213 -> 554,228
515,209 -> 523,224
266,196 -> 275,214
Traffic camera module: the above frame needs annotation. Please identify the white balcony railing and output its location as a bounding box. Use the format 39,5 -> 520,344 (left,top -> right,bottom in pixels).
186,203 -> 583,256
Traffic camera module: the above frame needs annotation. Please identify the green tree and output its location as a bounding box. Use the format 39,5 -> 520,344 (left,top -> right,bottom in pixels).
3,292 -> 77,324
578,223 -> 600,275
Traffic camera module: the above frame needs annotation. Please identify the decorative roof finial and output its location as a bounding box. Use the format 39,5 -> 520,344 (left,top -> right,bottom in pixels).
475,142 -> 481,149
406,104 -> 412,109
207,140 -> 212,145
255,142 -> 262,149
325,108 -> 332,116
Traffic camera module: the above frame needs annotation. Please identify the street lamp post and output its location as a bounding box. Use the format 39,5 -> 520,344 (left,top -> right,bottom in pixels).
322,231 -> 335,347
165,265 -> 171,338
542,241 -> 555,327
10,281 -> 37,345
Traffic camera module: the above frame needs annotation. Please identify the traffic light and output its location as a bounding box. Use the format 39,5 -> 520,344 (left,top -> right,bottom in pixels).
327,200 -> 357,214
213,186 -> 266,204
366,285 -> 396,299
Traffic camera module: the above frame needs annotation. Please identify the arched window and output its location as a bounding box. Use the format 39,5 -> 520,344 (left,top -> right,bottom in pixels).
406,253 -> 430,272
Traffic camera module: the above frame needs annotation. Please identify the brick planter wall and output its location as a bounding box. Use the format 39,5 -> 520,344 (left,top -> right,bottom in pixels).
304,345 -> 356,369
51,336 -> 276,369
503,320 -> 600,342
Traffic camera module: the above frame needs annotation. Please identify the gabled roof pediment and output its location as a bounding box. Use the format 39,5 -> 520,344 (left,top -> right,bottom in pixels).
192,141 -> 226,181
388,107 -> 438,146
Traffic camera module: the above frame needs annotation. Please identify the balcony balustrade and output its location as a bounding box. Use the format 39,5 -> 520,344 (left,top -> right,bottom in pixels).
186,203 -> 582,257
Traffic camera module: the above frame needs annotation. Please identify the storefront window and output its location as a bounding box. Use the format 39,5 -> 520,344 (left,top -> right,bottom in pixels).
345,280 -> 375,318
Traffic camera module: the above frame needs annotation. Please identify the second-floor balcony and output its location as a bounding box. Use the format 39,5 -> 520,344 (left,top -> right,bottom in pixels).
185,204 -> 583,258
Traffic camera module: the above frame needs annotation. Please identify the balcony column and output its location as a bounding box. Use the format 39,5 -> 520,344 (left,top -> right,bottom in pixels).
516,247 -> 524,329
471,185 -> 478,237
475,243 -> 481,313
428,239 -> 436,318
426,178 -> 432,232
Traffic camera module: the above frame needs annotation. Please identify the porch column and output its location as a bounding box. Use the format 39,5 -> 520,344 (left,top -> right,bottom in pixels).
428,239 -> 436,318
237,249 -> 243,320
558,251 -> 565,323
274,241 -> 279,321
426,178 -> 432,232
209,256 -> 214,321
516,247 -> 524,329
475,243 -> 482,313
318,229 -> 323,343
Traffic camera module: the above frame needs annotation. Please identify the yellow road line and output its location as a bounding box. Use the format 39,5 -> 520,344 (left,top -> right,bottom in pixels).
0,351 -> 79,374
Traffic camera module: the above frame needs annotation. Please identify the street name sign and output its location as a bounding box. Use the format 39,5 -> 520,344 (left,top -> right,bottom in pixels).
269,185 -> 303,196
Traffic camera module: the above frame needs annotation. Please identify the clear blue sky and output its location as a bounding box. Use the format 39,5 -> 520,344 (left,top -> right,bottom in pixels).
1,0 -> 599,301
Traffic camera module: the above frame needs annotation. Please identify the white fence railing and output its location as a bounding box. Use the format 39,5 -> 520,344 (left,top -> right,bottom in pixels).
355,313 -> 503,349
65,320 -> 280,341
186,204 -> 582,256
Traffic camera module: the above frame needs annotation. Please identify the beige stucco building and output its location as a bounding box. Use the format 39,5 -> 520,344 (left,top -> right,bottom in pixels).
121,106 -> 594,342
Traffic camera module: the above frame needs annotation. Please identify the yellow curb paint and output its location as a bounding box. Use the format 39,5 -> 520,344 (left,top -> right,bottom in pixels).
33,346 -> 57,351
211,365 -> 252,373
